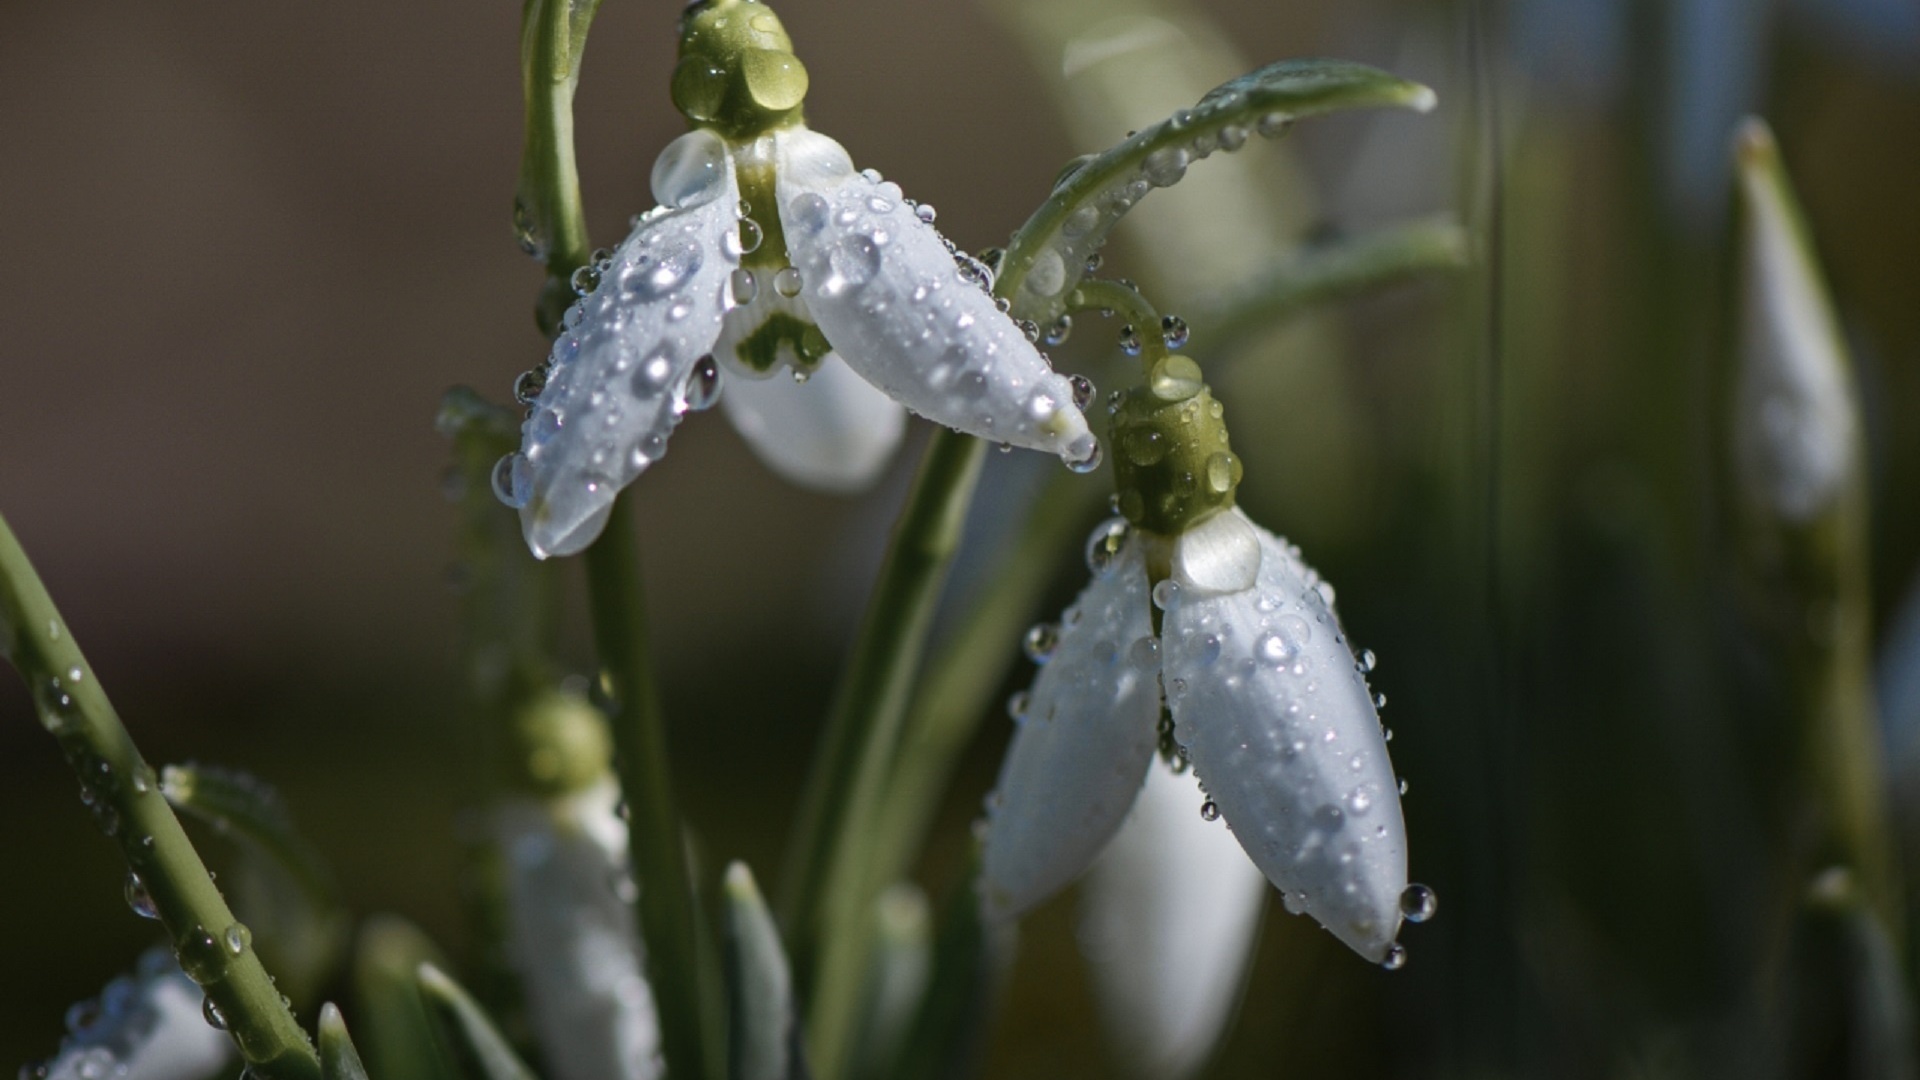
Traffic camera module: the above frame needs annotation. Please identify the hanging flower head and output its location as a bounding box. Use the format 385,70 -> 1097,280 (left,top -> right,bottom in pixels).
979,353 -> 1432,965
493,0 -> 1100,558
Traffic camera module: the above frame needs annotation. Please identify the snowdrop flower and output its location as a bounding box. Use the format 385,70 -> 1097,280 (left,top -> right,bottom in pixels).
22,948 -> 236,1080
494,0 -> 1099,557
980,355 -> 1431,964
1079,760 -> 1268,1080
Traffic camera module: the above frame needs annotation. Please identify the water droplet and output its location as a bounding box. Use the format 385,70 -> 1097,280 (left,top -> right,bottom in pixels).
1169,677 -> 1187,697
1152,579 -> 1179,610
1373,692 -> 1388,709
1160,314 -> 1190,348
1129,635 -> 1160,668
202,996 -> 227,1031
1084,517 -> 1131,574
915,203 -> 938,224
512,197 -> 540,256
1006,690 -> 1030,721
1023,623 -> 1061,664
1400,884 -> 1437,923
1257,111 -> 1295,139
124,872 -> 158,919
650,129 -> 729,208
1281,891 -> 1308,915
1141,147 -> 1189,187
1063,206 -> 1100,238
570,264 -> 601,296
1218,123 -> 1249,151
223,923 -> 251,957
623,236 -> 704,300
730,267 -> 758,305
1067,374 -> 1095,411
773,266 -> 804,297
1199,800 -> 1221,821
1205,452 -> 1237,494
514,367 -> 548,405
1254,630 -> 1297,666
1044,314 -> 1074,346
679,356 -> 722,412
491,453 -> 532,509
177,926 -> 222,984
1349,789 -> 1373,814
1118,324 -> 1142,356
733,217 -> 764,255
1065,436 -> 1104,474
1358,649 -> 1377,673
1381,943 -> 1408,971
824,234 -> 883,295
1398,777 -> 1410,796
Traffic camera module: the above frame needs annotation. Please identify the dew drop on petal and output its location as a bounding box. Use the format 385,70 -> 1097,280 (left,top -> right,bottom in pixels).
730,267 -> 758,305
513,367 -> 548,405
650,128 -> 730,208
1084,517 -> 1131,575
773,266 -> 804,297
1381,943 -> 1408,971
1128,635 -> 1160,667
1400,884 -> 1438,923
1006,690 -> 1030,721
1151,579 -> 1179,610
1065,436 -> 1103,474
1199,800 -> 1220,821
678,356 -> 722,413
1358,648 -> 1378,673
1068,374 -> 1095,411
1023,622 -> 1061,664
492,453 -> 532,509
623,235 -> 704,301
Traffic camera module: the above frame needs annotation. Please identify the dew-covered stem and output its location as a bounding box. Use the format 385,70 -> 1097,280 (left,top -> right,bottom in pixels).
778,429 -> 987,1077
1065,278 -> 1170,372
584,496 -> 722,1080
517,0 -> 604,334
0,514 -> 321,1080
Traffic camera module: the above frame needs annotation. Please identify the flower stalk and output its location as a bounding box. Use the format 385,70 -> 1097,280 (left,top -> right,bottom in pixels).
0,514 -> 321,1080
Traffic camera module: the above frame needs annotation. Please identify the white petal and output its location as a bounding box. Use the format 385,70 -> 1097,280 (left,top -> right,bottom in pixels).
494,779 -> 664,1080
1171,507 -> 1261,595
720,353 -> 906,493
980,538 -> 1160,921
773,129 -> 1098,465
1080,761 -> 1268,1080
43,949 -> 236,1080
1161,510 -> 1407,961
512,133 -> 740,558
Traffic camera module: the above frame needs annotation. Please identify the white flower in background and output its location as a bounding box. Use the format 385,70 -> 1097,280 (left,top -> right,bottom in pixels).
494,0 -> 1098,558
493,693 -> 663,1080
1080,760 -> 1268,1080
24,948 -> 236,1080
979,356 -> 1432,965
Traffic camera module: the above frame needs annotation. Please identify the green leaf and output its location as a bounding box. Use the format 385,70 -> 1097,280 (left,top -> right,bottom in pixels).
885,869 -> 1007,1080
723,863 -> 809,1080
847,886 -> 931,1080
418,962 -> 542,1080
352,916 -> 461,1080
319,1003 -> 372,1080
160,763 -> 341,914
998,57 -> 1437,323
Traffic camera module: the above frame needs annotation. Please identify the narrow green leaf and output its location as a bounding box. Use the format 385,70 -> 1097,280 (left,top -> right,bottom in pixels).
1784,870 -> 1918,1077
1189,217 -> 1472,358
419,962 -> 542,1080
886,868 -> 1007,1080
0,514 -> 322,1080
998,57 -> 1437,323
724,863 -> 809,1080
1726,118 -> 1899,941
160,763 -> 341,914
517,0 -> 604,333
319,1003 -> 373,1080
352,916 -> 460,1080
848,886 -> 932,1080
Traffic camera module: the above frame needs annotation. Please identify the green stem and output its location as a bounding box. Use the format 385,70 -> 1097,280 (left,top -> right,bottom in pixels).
780,430 -> 987,1077
584,495 -> 722,1080
1065,278 -> 1169,374
0,515 -> 320,1080
517,0 -> 602,334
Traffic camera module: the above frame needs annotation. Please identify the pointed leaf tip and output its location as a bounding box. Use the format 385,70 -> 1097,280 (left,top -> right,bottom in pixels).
417,962 -> 540,1080
320,1003 -> 372,1080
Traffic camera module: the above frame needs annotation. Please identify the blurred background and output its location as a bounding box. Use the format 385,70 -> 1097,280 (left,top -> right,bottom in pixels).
4,0 -> 1919,1076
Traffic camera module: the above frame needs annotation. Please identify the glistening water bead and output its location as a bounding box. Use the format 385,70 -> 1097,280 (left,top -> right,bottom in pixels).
124,872 -> 159,920
1399,883 -> 1437,923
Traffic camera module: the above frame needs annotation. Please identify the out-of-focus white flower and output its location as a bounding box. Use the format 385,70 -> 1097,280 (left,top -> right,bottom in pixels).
495,776 -> 664,1080
1080,760 -> 1267,1080
24,948 -> 236,1080
1731,117 -> 1861,524
980,356 -> 1429,965
494,0 -> 1098,558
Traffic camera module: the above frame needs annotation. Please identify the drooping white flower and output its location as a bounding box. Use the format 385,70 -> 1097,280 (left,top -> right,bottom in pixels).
979,356 -> 1428,965
25,948 -> 236,1080
494,776 -> 664,1080
494,0 -> 1098,558
1079,760 -> 1267,1080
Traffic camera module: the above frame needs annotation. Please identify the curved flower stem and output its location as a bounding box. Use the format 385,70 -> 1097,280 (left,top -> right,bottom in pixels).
517,0 -> 603,334
780,429 -> 987,1076
0,514 -> 321,1080
584,496 -> 722,1080
1065,278 -> 1170,374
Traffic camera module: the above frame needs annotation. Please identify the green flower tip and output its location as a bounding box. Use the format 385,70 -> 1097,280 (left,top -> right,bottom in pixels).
1108,356 -> 1244,537
673,0 -> 809,140
510,689 -> 614,795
